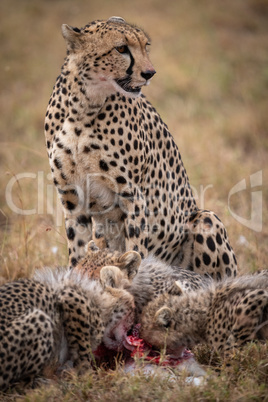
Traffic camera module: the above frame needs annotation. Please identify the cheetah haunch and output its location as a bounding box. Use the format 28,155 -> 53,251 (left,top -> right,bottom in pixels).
45,16 -> 237,280
0,267 -> 134,389
140,271 -> 268,355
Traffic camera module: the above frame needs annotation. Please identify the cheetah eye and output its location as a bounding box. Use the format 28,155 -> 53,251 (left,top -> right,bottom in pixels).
145,43 -> 151,52
116,45 -> 129,54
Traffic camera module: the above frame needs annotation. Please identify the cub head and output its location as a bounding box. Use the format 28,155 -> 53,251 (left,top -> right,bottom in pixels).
76,241 -> 141,280
139,285 -> 188,358
61,16 -> 156,98
99,266 -> 135,351
99,251 -> 141,289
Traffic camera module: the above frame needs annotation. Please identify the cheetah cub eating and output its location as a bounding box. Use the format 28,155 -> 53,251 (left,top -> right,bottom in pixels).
45,16 -> 237,281
77,241 -> 211,321
140,271 -> 268,355
0,267 -> 134,389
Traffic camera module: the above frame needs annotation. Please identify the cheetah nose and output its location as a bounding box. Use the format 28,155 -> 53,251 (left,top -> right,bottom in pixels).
141,69 -> 156,81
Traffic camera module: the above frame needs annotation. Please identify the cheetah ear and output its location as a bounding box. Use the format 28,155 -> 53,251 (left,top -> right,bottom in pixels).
118,251 -> 141,279
93,237 -> 107,250
85,240 -> 99,253
100,266 -> 124,288
62,24 -> 84,52
168,281 -> 184,296
155,307 -> 172,328
108,16 -> 126,24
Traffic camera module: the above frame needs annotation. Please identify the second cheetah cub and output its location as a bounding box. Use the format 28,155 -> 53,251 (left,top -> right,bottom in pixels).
140,271 -> 268,355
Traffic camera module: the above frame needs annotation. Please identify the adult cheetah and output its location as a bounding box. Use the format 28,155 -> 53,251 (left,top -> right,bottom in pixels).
45,16 -> 237,280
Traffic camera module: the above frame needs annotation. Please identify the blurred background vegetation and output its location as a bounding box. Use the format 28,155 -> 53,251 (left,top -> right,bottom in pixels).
0,0 -> 268,280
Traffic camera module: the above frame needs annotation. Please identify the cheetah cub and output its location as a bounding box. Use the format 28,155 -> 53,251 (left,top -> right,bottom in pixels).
108,255 -> 212,321
75,240 -> 141,280
0,267 -> 134,389
140,271 -> 268,355
78,241 -> 211,321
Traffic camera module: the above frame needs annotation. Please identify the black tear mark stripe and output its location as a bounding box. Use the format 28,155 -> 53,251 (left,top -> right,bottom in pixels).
125,27 -> 145,76
126,49 -> 135,76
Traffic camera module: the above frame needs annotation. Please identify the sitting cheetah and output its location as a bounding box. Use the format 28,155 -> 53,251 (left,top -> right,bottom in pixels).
77,241 -> 211,320
45,16 -> 237,280
0,267 -> 134,389
140,271 -> 268,355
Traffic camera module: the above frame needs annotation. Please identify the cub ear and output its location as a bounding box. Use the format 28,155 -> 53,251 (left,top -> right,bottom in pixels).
108,16 -> 126,24
100,265 -> 124,288
85,240 -> 99,253
118,251 -> 141,279
168,281 -> 184,296
61,24 -> 83,52
154,307 -> 172,328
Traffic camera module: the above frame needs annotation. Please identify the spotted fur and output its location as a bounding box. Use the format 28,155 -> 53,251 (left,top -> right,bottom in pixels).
125,255 -> 212,321
45,16 -> 237,280
0,267 -> 134,388
75,240 -> 141,279
77,241 -> 211,321
140,271 -> 268,354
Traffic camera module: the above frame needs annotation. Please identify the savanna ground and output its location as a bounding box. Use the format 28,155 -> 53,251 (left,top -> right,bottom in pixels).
0,0 -> 268,400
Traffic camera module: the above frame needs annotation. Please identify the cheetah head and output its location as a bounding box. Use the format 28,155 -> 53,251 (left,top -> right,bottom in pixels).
61,16 -> 156,99
76,240 -> 141,280
100,266 -> 135,351
139,283 -> 191,358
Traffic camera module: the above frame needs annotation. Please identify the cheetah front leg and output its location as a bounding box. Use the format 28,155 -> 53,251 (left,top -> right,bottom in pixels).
65,212 -> 93,268
91,205 -> 127,253
64,183 -> 148,264
175,209 -> 237,280
0,309 -> 54,389
56,183 -> 93,268
121,189 -> 149,259
64,205 -> 125,267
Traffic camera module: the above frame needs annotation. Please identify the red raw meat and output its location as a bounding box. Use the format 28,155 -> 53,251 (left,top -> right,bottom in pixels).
125,324 -> 193,367
93,324 -> 193,368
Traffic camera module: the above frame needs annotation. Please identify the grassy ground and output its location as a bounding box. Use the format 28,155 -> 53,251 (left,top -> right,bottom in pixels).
0,0 -> 268,399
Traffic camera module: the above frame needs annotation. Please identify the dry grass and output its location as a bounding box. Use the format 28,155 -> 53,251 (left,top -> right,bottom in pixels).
1,342 -> 268,401
0,0 -> 268,399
